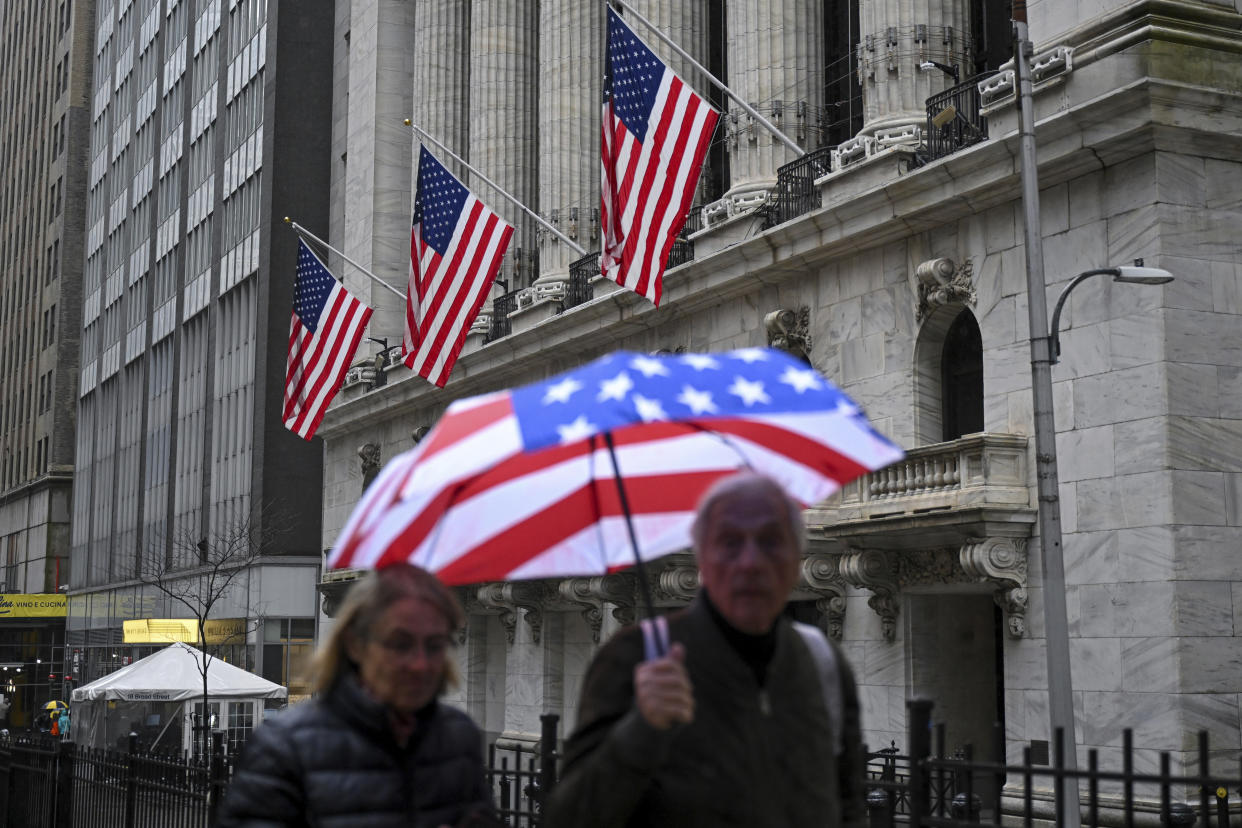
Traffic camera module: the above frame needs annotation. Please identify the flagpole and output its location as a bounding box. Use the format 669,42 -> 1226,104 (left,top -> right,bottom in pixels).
404,119 -> 588,257
612,0 -> 805,158
284,217 -> 407,302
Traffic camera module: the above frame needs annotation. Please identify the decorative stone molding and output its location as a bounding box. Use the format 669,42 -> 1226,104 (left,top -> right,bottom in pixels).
411,426 -> 430,445
895,547 -> 960,589
800,551 -> 847,640
651,554 -> 700,605
358,443 -> 381,492
551,572 -> 637,642
960,538 -> 1029,638
764,307 -> 812,364
478,582 -> 548,645
816,595 -> 847,641
915,257 -> 976,322
839,548 -> 900,641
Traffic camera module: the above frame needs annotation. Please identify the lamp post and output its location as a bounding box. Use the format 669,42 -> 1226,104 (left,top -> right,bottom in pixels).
1013,4 -> 1174,824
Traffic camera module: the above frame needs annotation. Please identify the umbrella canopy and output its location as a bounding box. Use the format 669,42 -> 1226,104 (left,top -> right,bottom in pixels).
329,347 -> 903,584
44,700 -> 68,710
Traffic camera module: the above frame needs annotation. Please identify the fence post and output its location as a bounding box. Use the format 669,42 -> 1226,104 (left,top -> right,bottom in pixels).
54,740 -> 75,828
0,738 -> 10,828
907,698 -> 933,828
539,713 -> 559,805
123,732 -> 139,828
208,730 -> 226,826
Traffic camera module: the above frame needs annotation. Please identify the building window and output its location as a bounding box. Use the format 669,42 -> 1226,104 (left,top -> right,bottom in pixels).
941,309 -> 984,441
261,618 -> 315,700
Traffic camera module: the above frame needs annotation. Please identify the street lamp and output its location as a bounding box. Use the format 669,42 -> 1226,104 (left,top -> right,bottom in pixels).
1049,264 -> 1174,363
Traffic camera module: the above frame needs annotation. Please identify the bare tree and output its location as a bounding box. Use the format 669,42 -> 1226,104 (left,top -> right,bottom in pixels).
140,511 -> 279,759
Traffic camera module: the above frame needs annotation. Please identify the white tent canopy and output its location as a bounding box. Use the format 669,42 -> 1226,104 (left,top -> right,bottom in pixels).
71,642 -> 287,754
72,642 -> 287,703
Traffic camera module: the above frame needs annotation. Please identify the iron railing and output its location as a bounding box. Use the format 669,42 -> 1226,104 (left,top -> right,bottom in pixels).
565,252 -> 599,310
667,237 -> 695,269
488,289 -> 520,343
923,73 -> 994,163
683,204 -> 705,237
762,145 -> 834,229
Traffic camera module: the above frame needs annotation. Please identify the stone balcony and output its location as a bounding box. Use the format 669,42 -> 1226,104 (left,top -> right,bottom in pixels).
800,433 -> 1037,641
806,432 -> 1035,551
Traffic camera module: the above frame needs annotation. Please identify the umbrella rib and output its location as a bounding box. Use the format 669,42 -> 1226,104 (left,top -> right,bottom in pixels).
602,430 -> 662,642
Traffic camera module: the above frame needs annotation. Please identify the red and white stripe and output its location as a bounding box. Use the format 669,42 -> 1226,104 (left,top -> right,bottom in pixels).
282,281 -> 373,440
327,396 -> 902,585
601,69 -> 718,306
403,195 -> 513,387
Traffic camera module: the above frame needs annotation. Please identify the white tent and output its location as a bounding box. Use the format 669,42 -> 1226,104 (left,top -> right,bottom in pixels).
71,642 -> 287,754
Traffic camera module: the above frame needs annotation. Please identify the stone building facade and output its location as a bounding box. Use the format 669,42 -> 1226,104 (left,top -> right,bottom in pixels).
319,0 -> 1242,809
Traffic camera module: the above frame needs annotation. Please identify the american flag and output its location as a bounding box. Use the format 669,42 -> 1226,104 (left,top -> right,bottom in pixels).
327,348 -> 904,584
283,239 -> 374,440
403,146 -> 514,387
601,7 -> 719,307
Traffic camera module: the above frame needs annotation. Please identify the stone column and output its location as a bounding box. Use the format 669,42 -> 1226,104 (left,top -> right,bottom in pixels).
343,0 -> 415,339
470,0 -> 539,291
857,0 -> 972,141
630,1 -> 714,202
722,0 -> 824,207
412,0 -> 470,180
535,1 -> 603,288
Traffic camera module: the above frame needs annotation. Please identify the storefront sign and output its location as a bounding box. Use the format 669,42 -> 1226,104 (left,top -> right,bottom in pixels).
0,594 -> 68,618
122,617 -> 248,644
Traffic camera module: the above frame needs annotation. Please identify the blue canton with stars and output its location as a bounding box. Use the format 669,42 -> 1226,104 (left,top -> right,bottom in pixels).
293,239 -> 337,333
510,348 -> 855,452
414,147 -> 470,257
605,7 -> 665,142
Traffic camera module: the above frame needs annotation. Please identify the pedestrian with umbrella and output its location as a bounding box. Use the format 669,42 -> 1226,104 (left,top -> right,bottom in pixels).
327,347 -> 899,828
545,472 -> 866,828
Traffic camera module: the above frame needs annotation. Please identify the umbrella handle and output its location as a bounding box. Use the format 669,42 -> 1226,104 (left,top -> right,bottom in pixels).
602,431 -> 664,654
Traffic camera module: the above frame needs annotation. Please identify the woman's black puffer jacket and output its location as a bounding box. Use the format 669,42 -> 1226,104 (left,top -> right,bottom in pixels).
217,672 -> 492,828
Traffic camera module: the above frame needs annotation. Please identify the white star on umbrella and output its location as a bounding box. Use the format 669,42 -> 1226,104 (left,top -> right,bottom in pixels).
731,348 -> 769,364
597,372 -> 634,401
728,376 -> 771,406
630,355 -> 670,378
633,394 -> 669,422
542,377 -> 584,405
557,415 -> 598,444
779,366 -> 822,393
676,385 -> 717,415
680,354 -> 720,371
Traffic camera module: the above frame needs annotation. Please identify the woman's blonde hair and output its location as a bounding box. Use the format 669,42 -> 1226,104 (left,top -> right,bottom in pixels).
311,563 -> 465,696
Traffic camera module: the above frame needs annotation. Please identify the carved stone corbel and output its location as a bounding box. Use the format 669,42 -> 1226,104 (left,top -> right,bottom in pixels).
558,572 -> 638,643
764,307 -> 812,364
358,443 -> 381,492
839,548 -> 900,642
800,552 -> 847,640
477,582 -> 548,644
960,538 -> 1029,638
915,257 -> 976,321
651,554 -> 700,606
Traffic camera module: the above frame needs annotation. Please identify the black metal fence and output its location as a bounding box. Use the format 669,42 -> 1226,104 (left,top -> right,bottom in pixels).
0,733 -> 227,828
485,715 -> 559,828
762,145 -> 834,229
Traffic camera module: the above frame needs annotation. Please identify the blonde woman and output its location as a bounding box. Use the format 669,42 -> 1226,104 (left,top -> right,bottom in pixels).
218,564 -> 495,828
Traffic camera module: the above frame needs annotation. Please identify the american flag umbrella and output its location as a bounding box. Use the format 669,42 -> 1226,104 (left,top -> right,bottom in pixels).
328,347 -> 903,610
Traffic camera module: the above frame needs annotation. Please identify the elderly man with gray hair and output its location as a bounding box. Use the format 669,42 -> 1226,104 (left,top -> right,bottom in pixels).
545,472 -> 865,828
